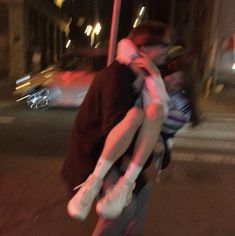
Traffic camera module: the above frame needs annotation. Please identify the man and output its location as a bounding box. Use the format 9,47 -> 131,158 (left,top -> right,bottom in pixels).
61,21 -> 171,235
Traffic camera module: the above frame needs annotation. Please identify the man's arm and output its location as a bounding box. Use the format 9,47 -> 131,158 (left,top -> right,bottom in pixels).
101,66 -> 137,136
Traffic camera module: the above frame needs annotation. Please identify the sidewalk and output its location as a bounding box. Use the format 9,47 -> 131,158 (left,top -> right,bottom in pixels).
199,86 -> 235,114
0,79 -> 20,109
0,79 -> 15,101
0,155 -> 234,236
173,112 -> 235,154
1,80 -> 235,235
172,86 -> 235,155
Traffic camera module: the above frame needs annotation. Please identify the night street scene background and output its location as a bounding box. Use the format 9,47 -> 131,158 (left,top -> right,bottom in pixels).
0,0 -> 235,235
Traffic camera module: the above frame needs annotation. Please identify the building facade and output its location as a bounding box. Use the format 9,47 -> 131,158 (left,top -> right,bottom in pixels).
0,0 -> 234,97
0,0 -> 70,81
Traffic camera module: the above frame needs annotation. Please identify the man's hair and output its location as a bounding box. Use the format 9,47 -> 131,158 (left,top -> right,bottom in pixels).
128,21 -> 170,48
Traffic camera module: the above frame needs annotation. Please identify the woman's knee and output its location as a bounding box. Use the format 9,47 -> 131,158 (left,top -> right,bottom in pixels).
145,103 -> 164,122
125,107 -> 144,128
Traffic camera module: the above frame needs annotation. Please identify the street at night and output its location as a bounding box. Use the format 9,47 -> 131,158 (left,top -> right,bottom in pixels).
1,99 -> 235,235
0,103 -> 75,157
1,0 -> 235,235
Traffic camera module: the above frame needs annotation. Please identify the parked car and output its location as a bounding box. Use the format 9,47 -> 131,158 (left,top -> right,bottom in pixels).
14,49 -> 106,110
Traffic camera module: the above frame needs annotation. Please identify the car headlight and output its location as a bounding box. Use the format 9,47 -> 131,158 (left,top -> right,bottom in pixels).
15,81 -> 31,90
16,74 -> 30,84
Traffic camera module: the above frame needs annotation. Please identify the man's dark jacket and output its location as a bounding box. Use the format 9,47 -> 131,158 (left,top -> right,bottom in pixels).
61,61 -> 150,192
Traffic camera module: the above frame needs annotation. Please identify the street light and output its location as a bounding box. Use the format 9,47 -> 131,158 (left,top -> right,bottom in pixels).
54,0 -> 65,8
84,22 -> 102,47
93,23 -> 102,35
85,25 -> 93,36
139,6 -> 146,16
133,5 -> 146,28
66,39 -> 71,48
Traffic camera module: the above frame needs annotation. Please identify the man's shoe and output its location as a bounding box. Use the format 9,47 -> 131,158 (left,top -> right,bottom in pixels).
67,175 -> 103,221
96,178 -> 135,219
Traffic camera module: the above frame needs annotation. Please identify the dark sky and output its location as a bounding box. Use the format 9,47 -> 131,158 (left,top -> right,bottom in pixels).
60,0 -> 138,46
0,3 -> 8,34
59,0 -> 174,47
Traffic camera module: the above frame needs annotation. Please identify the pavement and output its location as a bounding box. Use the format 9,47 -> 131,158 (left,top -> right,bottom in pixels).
173,112 -> 235,154
0,79 -> 15,109
0,79 -> 14,101
0,154 -> 235,236
1,79 -> 235,235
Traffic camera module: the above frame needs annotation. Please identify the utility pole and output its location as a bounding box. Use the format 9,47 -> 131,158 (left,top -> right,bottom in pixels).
107,0 -> 122,66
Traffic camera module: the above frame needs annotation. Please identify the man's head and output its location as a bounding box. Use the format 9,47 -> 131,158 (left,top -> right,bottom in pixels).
128,21 -> 172,65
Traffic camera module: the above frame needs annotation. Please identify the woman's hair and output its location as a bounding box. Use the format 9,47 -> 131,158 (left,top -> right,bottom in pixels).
128,21 -> 171,48
129,21 -> 200,126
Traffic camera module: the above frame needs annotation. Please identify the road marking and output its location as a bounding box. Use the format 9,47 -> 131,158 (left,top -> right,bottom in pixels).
0,101 -> 15,108
0,116 -> 15,124
173,152 -> 235,165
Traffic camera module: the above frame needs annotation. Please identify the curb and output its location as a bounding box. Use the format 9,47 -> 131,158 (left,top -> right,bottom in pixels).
172,150 -> 235,164
173,137 -> 235,154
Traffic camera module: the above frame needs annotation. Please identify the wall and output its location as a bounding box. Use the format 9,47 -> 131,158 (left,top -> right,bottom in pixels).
8,1 -> 27,80
0,2 -> 9,79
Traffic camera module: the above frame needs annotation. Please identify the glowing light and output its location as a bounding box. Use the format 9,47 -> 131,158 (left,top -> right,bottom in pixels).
139,6 -> 146,16
16,82 -> 31,90
16,75 -> 30,84
40,66 -> 54,74
16,95 -> 30,102
133,5 -> 146,28
133,19 -> 139,28
232,62 -> 235,70
54,0 -> 65,8
45,73 -> 53,78
85,25 -> 93,36
85,22 -> 102,47
66,39 -> 71,48
95,42 -> 100,48
93,22 -> 102,35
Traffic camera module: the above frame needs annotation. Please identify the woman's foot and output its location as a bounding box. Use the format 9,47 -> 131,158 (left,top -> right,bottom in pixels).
96,177 -> 135,218
67,174 -> 103,220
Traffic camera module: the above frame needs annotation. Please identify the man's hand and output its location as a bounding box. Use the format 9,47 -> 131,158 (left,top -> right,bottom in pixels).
132,52 -> 161,77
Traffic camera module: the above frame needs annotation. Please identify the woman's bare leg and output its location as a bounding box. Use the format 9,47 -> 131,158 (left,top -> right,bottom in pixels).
66,107 -> 144,221
131,103 -> 164,166
92,107 -> 144,179
94,103 -> 164,181
95,103 -> 165,219
99,107 -> 144,162
122,103 -> 164,183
